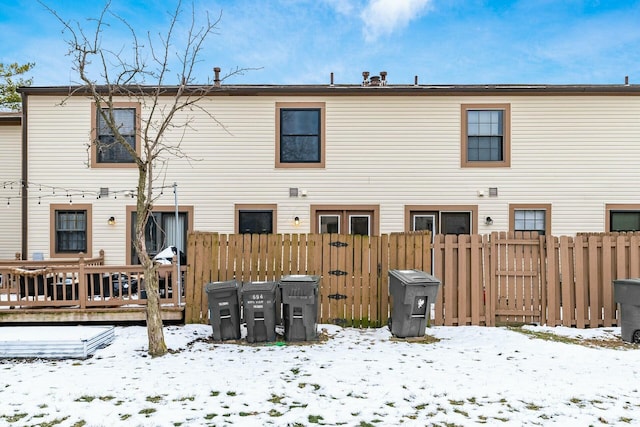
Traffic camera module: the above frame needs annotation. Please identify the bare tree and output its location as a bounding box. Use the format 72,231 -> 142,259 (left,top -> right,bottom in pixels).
44,0 -> 238,356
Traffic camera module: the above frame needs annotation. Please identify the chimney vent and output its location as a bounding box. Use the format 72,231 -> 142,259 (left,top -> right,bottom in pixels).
414,75 -> 419,86
369,75 -> 381,86
380,71 -> 387,85
330,72 -> 334,87
213,67 -> 221,87
362,71 -> 370,86
625,75 -> 629,86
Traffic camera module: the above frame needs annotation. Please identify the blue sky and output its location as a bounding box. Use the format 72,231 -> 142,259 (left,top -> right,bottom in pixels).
2,0 -> 640,86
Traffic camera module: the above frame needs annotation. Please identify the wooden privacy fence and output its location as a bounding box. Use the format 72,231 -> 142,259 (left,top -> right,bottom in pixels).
184,232 -> 432,326
183,231 -> 633,328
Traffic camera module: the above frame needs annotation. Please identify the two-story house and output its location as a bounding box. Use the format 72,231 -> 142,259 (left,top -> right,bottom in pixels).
10,76 -> 640,265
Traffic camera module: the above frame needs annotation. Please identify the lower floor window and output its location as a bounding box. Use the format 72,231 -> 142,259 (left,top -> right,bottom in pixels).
130,209 -> 189,264
55,210 -> 88,253
235,204 -> 277,234
313,205 -> 379,236
50,203 -> 92,257
610,210 -> 640,232
409,209 -> 474,235
510,204 -> 551,235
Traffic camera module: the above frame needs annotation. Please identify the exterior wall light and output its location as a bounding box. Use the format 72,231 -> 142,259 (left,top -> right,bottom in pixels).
108,216 -> 116,226
294,216 -> 300,226
485,216 -> 493,225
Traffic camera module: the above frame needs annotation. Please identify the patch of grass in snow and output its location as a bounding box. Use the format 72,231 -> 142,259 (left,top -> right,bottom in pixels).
268,409 -> 283,417
119,414 -> 131,421
414,403 -> 428,410
289,402 -> 308,409
268,393 -> 285,404
226,391 -> 237,396
31,416 -> 70,426
507,326 -> 639,349
74,395 -> 95,402
173,396 -> 195,402
569,397 -> 586,408
448,399 -> 465,406
146,395 -> 164,403
390,334 -> 441,344
72,421 -> 86,427
524,401 -> 542,410
203,413 -> 217,420
98,395 -> 115,401
453,407 -> 469,417
492,416 -> 510,422
210,390 -> 220,396
619,416 -> 633,423
139,408 -> 156,416
385,402 -> 394,407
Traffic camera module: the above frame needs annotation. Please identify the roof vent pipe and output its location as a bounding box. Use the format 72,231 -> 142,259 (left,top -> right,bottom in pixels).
625,75 -> 629,86
414,75 -> 419,86
330,72 -> 334,87
213,67 -> 221,87
369,75 -> 381,86
380,71 -> 387,86
362,71 -> 370,86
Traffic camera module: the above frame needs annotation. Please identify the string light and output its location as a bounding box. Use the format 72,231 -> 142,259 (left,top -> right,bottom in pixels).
0,180 -> 175,205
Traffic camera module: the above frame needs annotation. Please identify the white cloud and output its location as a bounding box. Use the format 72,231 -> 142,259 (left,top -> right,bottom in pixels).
361,0 -> 433,42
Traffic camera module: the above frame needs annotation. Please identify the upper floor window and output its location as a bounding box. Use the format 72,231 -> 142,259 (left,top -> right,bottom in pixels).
510,204 -> 551,235
276,102 -> 325,168
91,102 -> 140,168
461,104 -> 511,168
50,204 -> 92,257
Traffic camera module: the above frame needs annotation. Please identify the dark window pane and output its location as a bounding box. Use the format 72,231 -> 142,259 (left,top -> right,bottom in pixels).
280,136 -> 320,162
280,109 -> 321,163
56,210 -> 87,253
131,212 -> 188,264
320,215 -> 339,233
239,211 -> 273,234
350,215 -> 370,236
441,212 -> 471,235
97,108 -> 136,163
611,211 -> 640,231
467,110 -> 504,162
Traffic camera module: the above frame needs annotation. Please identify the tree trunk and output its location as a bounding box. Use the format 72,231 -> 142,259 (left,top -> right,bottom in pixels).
144,266 -> 167,357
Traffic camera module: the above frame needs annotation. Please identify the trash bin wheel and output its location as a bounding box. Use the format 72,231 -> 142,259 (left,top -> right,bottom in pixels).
633,329 -> 640,344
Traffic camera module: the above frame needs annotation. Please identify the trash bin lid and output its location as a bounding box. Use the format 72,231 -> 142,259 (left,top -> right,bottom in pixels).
389,269 -> 440,285
204,280 -> 238,293
242,281 -> 278,293
614,278 -> 640,286
280,274 -> 321,283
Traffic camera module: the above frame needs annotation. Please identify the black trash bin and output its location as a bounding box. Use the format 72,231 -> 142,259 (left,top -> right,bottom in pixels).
242,281 -> 279,343
279,275 -> 320,341
613,278 -> 640,343
205,280 -> 241,341
388,269 -> 441,338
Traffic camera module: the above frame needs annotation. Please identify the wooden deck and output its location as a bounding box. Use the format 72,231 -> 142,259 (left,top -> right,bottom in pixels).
0,306 -> 184,323
0,253 -> 187,324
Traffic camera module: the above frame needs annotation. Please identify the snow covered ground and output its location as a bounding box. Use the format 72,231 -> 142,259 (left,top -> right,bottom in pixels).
0,323 -> 638,426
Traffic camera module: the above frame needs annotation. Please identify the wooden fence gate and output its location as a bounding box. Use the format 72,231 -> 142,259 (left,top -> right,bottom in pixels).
491,232 -> 545,325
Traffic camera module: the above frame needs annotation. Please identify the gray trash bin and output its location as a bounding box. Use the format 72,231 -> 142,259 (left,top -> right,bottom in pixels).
205,280 -> 241,341
279,275 -> 320,341
242,281 -> 279,343
613,278 -> 640,343
388,269 -> 441,338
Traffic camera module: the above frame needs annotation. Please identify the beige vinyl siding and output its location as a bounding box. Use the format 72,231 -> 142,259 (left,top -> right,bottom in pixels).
24,93 -> 640,264
0,123 -> 22,259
